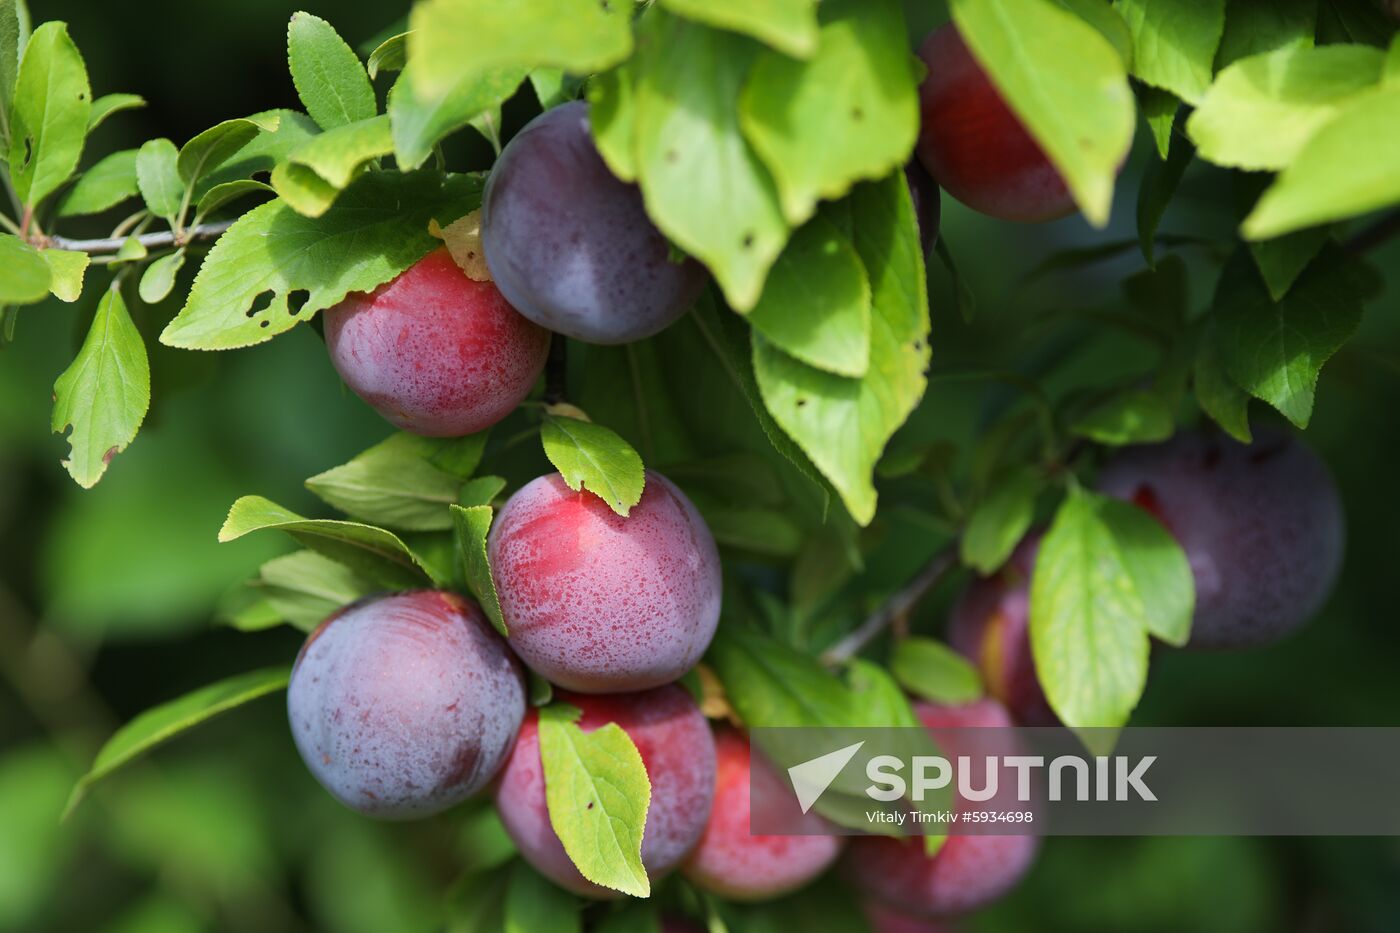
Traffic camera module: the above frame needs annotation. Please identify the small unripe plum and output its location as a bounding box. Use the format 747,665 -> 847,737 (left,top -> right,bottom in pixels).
494,686 -> 717,896
904,161 -> 942,254
1098,427 -> 1345,648
683,727 -> 844,901
324,247 -> 550,436
916,24 -> 1075,223
948,536 -> 1057,726
488,471 -> 722,693
846,699 -> 1038,918
287,590 -> 526,819
482,101 -> 707,345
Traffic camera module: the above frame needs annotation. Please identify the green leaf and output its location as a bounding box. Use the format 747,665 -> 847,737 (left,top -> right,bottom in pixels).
538,702 -> 652,898
742,213 -> 871,377
528,66 -> 583,110
194,179 -> 274,218
1070,388 -> 1175,445
1030,487 -> 1192,729
39,247 -> 87,302
408,0 -> 634,97
284,113 -> 391,189
753,174 -> 928,525
307,431 -> 472,531
194,109 -> 320,196
177,113 -> 280,184
504,861 -> 581,933
64,667 -> 290,820
1248,226 -> 1330,302
1214,0 -> 1316,70
388,62 -> 526,170
632,12 -> 788,311
932,237 -> 976,321
960,466 -> 1040,574
287,11 -> 377,131
1211,247 -> 1363,428
659,0 -> 818,58
161,170 -> 481,350
0,0 -> 20,149
55,148 -> 139,217
135,137 -> 182,220
366,31 -> 407,79
890,637 -> 985,706
86,91 -> 144,131
706,624 -> 855,728
1055,0 -> 1133,66
0,232 -> 49,304
268,161 -> 338,217
1135,132 -> 1193,266
253,550 -> 373,631
218,495 -> 433,588
1115,0 -> 1225,104
738,0 -> 916,226
1242,84 -> 1400,238
459,475 -> 507,507
1138,84 -> 1178,159
586,64 -> 637,181
8,21 -> 90,207
137,251 -> 184,304
51,285 -> 149,487
540,414 -> 646,516
950,0 -> 1134,227
1187,44 -> 1385,171
1194,324 -> 1252,442
451,504 -> 507,635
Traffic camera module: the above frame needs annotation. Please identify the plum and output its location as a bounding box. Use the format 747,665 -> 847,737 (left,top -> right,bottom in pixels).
916,24 -> 1075,223
287,590 -> 526,819
864,901 -> 962,933
324,247 -> 549,436
1098,427 -> 1345,648
481,101 -> 707,344
488,470 -> 721,693
494,686 -> 717,896
683,727 -> 844,901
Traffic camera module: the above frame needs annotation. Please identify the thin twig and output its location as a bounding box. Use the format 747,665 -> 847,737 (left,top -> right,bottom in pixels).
42,220 -> 234,254
1344,209 -> 1400,255
822,545 -> 959,666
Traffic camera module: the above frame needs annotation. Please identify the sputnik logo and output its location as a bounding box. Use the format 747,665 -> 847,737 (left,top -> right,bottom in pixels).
786,741 -> 865,814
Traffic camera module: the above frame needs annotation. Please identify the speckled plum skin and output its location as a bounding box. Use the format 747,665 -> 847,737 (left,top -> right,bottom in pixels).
683,727 -> 843,901
494,686 -> 717,897
488,471 -> 722,693
916,25 -> 1074,223
287,591 -> 526,820
846,699 -> 1038,918
948,535 -> 1057,726
481,101 -> 707,345
1098,427 -> 1345,648
323,248 -> 550,436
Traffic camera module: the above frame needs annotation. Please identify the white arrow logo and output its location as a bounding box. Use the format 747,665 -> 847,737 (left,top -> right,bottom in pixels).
787,741 -> 865,814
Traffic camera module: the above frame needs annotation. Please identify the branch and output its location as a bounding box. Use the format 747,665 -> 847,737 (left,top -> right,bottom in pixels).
1344,209 -> 1400,256
822,544 -> 958,666
42,220 -> 235,255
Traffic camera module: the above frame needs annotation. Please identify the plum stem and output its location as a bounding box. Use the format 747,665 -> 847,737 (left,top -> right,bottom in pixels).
822,545 -> 958,666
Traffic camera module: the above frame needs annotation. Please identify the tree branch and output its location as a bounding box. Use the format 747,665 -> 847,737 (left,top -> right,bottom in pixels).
42,220 -> 235,254
822,544 -> 959,666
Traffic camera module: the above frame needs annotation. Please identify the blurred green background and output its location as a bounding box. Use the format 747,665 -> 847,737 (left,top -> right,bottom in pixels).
2,2 -> 1399,931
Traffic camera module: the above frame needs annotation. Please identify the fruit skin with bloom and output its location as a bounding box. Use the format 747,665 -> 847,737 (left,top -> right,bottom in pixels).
494,686 -> 717,897
287,590 -> 526,820
916,24 -> 1075,223
1097,426 -> 1345,648
683,727 -> 845,901
488,470 -> 722,693
323,247 -> 550,437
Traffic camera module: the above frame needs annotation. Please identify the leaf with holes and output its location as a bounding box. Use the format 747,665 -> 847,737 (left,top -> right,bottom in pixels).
540,415 -> 646,517
452,504 -> 507,635
8,21 -> 90,207
287,11 -> 376,131
160,170 -> 482,350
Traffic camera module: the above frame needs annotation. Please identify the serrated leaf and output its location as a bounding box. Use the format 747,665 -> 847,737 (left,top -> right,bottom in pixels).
890,637 -> 984,706
307,431 -> 472,531
451,504 -> 506,635
1214,0 -> 1316,70
1211,247 -> 1363,428
137,251 -> 184,304
51,285 -> 149,487
86,91 -> 144,131
1242,85 -> 1400,238
161,170 -> 482,350
753,174 -> 928,525
1194,325 -> 1252,442
504,860 -> 581,933
218,495 -> 432,588
1187,44 -> 1385,172
55,148 -> 138,217
743,213 -> 871,378
177,113 -> 280,184
285,113 -> 391,189
253,550 -> 374,631
366,31 -> 407,79
951,0 -> 1134,227
135,137 -> 182,220
63,666 -> 289,820
1115,0 -> 1225,104
538,702 -> 651,898
8,21 -> 90,207
194,179 -> 274,218
960,467 -> 1040,574
540,415 -> 645,516
389,62 -> 526,170
1070,388 -> 1175,445
632,11 -> 788,311
287,11 -> 376,131
739,0 -> 919,227
408,0 -> 633,97
659,0 -> 818,58
39,248 -> 87,302
0,232 -> 50,304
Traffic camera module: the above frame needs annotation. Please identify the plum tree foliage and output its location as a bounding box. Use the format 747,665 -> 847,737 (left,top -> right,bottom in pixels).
8,0 -> 1392,927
